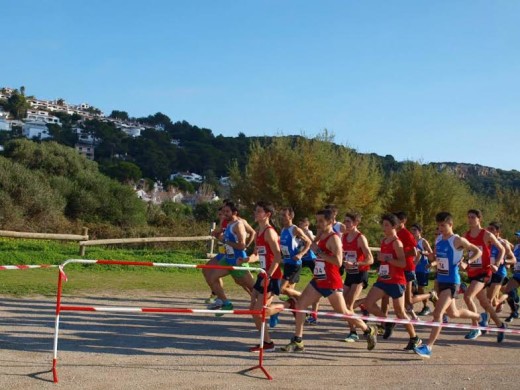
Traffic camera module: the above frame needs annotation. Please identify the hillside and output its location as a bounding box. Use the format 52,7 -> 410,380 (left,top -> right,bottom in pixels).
1,86 -> 519,198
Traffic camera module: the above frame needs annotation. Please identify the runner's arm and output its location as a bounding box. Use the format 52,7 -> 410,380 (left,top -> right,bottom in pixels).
358,235 -> 374,266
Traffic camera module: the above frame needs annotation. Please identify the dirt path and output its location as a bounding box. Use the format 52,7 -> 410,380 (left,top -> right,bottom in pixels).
1,292 -> 518,389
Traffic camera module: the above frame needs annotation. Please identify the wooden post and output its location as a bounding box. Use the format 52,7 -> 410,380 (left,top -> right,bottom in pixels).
79,227 -> 88,256
209,222 -> 216,256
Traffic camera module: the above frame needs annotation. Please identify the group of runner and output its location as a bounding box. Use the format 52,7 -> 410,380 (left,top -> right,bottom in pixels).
202,201 -> 520,358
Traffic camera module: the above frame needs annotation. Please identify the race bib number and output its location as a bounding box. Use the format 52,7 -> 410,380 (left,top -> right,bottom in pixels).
314,259 -> 326,280
225,244 -> 235,259
281,245 -> 291,260
437,257 -> 449,276
257,246 -> 267,269
344,251 -> 357,263
378,264 -> 390,279
469,247 -> 483,268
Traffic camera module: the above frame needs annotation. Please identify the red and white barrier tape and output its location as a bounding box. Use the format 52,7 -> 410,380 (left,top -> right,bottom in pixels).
283,308 -> 520,335
0,264 -> 58,270
59,305 -> 261,316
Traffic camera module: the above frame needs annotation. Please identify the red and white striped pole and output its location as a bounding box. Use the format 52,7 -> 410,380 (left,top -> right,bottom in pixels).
52,259 -> 272,383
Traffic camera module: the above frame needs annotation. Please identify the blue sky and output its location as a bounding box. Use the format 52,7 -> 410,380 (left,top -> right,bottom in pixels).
2,1 -> 519,170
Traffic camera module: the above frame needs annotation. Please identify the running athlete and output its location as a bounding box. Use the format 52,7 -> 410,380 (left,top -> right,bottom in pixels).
281,209 -> 377,352
364,213 -> 422,351
463,209 -> 507,341
298,217 -> 320,325
245,201 -> 284,352
342,212 -> 374,342
279,207 -> 312,298
396,212 -> 419,320
207,202 -> 255,313
501,231 -> 520,322
203,206 -> 228,304
410,224 -> 437,316
414,212 -> 482,358
485,222 -> 515,313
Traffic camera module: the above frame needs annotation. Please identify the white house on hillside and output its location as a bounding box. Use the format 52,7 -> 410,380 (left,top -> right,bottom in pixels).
170,172 -> 203,183
23,121 -> 51,140
0,118 -> 10,131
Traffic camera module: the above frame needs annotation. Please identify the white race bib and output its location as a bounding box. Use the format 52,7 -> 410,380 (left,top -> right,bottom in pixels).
469,248 -> 483,267
378,264 -> 390,279
281,245 -> 291,259
257,246 -> 267,269
314,259 -> 326,279
225,244 -> 234,259
437,257 -> 449,276
344,251 -> 357,263
490,256 -> 496,265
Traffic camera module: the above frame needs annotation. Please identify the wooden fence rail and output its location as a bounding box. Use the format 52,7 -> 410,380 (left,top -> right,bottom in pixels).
0,228 -> 88,242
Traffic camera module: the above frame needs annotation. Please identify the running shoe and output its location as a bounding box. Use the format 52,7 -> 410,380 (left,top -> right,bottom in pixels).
376,324 -> 385,335
204,294 -> 217,304
497,323 -> 507,343
414,344 -> 432,359
418,306 -> 431,316
459,283 -> 468,294
344,332 -> 359,342
464,329 -> 482,340
404,336 -> 422,351
365,325 -> 377,351
442,315 -> 449,324
269,313 -> 280,328
281,340 -> 305,352
207,298 -> 223,310
429,291 -> 439,305
305,315 -> 317,325
215,301 -> 233,317
383,322 -> 395,340
249,341 -> 276,352
505,312 -> 518,323
479,313 -> 489,335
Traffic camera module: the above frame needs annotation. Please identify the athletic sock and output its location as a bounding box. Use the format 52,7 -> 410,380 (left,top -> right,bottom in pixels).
292,336 -> 303,343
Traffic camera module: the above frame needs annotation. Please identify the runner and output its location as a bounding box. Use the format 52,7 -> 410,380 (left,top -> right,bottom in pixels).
463,209 -> 507,341
281,209 -> 377,353
298,217 -> 320,325
363,213 -> 422,351
279,207 -> 312,298
202,206 -> 227,304
485,222 -> 515,314
341,212 -> 374,342
501,230 -> 520,322
206,202 -> 255,314
414,212 -> 482,358
396,212 -> 419,320
245,201 -> 284,352
410,223 -> 438,316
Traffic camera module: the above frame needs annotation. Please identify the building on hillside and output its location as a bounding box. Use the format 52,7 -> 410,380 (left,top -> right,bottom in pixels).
0,118 -> 10,131
22,121 -> 51,140
75,143 -> 95,160
170,172 -> 203,183
26,112 -> 62,126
